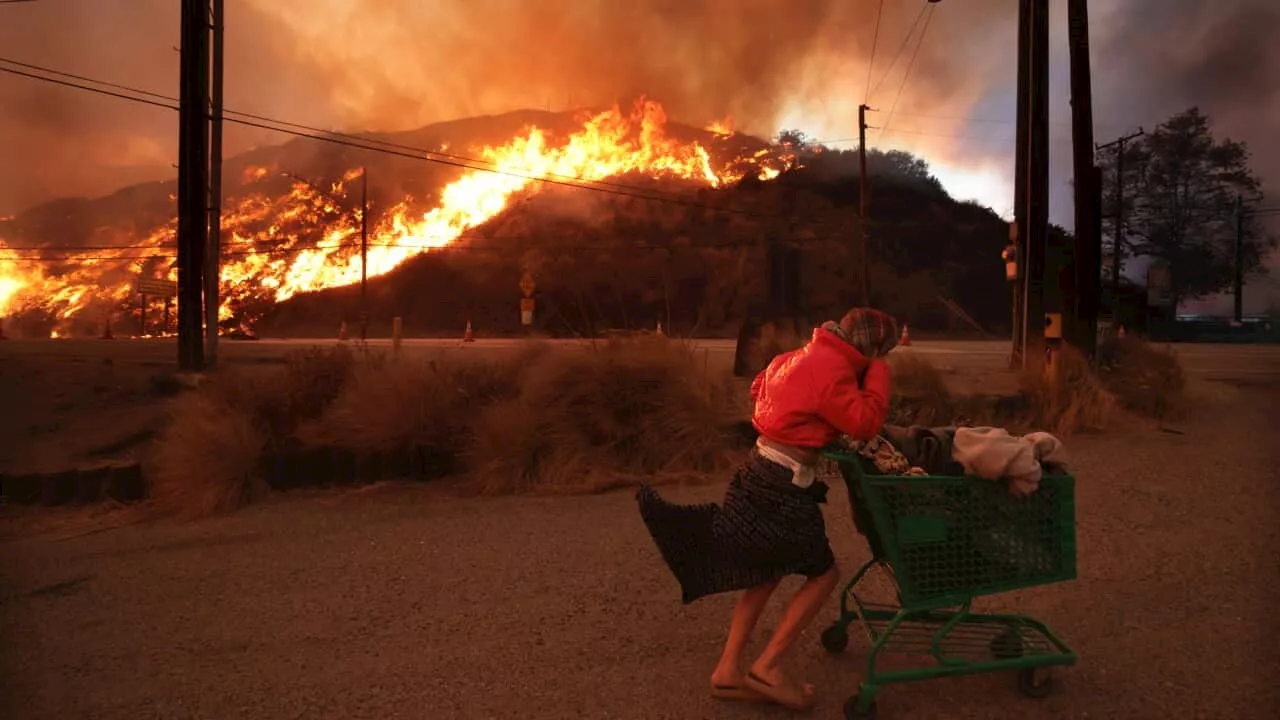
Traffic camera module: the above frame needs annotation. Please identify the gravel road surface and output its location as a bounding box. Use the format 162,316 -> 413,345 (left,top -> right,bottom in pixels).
1,353 -> 1278,719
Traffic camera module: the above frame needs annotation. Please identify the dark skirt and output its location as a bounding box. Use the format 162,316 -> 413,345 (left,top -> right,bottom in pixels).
636,451 -> 835,604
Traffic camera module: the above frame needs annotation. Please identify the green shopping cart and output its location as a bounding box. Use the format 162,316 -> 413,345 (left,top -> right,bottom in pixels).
819,446 -> 1078,719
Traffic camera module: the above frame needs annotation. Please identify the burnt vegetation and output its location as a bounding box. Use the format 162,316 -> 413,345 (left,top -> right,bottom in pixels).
256,140 -> 1020,339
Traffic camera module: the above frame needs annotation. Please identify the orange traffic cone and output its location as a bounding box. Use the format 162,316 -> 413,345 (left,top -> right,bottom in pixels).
463,320 -> 476,343
338,321 -> 349,341
899,323 -> 911,346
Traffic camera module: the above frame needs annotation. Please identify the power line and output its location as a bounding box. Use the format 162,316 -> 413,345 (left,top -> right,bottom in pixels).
864,0 -> 886,104
879,1 -> 938,143
0,58 -> 789,219
0,57 -> 709,203
0,64 -> 178,112
867,2 -> 930,102
0,233 -> 857,263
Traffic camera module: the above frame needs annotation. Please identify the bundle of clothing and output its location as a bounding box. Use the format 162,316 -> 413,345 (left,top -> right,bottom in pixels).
843,425 -> 1072,580
844,424 -> 1069,495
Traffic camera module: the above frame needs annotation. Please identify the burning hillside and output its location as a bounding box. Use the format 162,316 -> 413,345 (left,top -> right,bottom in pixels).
0,99 -> 792,337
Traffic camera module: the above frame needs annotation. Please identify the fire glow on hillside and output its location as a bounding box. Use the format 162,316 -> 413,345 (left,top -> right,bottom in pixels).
0,99 -> 793,336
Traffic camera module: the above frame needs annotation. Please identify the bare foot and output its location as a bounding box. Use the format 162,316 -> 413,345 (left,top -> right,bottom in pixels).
710,664 -> 745,690
710,667 -> 768,703
743,662 -> 815,710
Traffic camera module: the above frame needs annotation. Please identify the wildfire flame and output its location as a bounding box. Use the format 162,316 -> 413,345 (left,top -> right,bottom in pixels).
0,99 -> 792,336
705,117 -> 735,138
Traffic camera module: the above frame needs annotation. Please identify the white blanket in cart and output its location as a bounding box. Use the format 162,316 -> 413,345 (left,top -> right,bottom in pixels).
951,427 -> 1068,496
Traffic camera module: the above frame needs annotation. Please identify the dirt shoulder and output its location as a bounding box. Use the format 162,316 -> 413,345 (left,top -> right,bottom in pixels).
0,375 -> 1276,719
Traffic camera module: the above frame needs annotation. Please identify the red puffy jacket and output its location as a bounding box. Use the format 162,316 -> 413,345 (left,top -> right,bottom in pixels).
751,328 -> 893,449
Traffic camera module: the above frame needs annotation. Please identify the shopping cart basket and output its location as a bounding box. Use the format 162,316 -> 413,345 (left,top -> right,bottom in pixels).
819,446 -> 1078,719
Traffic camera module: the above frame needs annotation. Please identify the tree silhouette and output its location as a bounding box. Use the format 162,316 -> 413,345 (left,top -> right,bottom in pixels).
1100,107 -> 1277,306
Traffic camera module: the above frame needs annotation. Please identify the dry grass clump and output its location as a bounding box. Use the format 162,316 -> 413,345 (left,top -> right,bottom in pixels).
296,344 -> 548,456
1022,345 -> 1118,435
146,338 -> 741,516
466,337 -> 739,494
145,346 -> 358,519
886,352 -> 955,426
145,369 -> 269,519
1096,336 -> 1187,419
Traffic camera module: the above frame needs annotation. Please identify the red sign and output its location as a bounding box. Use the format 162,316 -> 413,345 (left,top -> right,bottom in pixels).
519,272 -> 536,297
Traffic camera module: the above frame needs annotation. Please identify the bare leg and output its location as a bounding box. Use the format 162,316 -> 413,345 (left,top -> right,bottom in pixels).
749,565 -> 840,689
709,579 -> 781,687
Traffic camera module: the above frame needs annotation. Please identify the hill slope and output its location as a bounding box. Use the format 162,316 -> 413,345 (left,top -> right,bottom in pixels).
257,149 -> 1021,338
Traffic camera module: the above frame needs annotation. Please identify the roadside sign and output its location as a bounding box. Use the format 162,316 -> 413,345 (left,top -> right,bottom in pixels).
519,272 -> 535,298
520,297 -> 535,326
137,278 -> 178,297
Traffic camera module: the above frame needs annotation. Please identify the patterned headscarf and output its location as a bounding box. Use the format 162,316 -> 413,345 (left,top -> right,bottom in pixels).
822,307 -> 900,359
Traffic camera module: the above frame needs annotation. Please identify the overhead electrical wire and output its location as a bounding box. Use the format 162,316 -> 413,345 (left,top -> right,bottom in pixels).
863,0 -> 886,104
0,57 -> 793,220
879,1 -> 938,142
866,2 -> 930,103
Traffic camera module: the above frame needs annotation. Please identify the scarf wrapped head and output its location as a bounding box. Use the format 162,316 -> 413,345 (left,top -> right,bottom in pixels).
822,307 -> 900,359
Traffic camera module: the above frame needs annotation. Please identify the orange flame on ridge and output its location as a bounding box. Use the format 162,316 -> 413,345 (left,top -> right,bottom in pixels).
0,99 -> 793,336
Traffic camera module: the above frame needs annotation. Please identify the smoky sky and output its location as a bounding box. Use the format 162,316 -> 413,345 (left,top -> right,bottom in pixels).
0,0 -> 1277,233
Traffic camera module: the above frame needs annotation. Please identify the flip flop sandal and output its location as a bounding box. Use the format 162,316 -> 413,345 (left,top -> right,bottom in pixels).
743,671 -> 816,711
710,682 -> 767,703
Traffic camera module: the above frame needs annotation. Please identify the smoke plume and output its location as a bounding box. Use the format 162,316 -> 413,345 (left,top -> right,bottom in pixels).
1,0 -> 1276,235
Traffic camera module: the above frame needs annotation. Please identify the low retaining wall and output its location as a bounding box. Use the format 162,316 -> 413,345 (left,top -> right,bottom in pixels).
1,463 -> 148,506
1,445 -> 453,507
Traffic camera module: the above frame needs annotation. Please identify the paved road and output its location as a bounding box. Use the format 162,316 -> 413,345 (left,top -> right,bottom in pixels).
2,337 -> 1277,380
1,366 -> 1278,718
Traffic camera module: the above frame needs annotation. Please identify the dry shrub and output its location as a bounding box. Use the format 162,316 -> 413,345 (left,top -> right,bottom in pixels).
886,352 -> 954,425
1096,336 -> 1186,419
1022,345 -> 1117,435
144,345 -> 360,519
467,337 -> 737,494
145,371 -> 269,519
746,321 -> 806,375
254,345 -> 357,443
297,345 -> 546,456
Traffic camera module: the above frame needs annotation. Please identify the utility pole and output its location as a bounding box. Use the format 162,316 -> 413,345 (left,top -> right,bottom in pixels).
205,0 -> 224,366
360,166 -> 369,341
858,103 -> 874,306
1234,193 -> 1245,322
1097,127 -> 1145,316
1016,0 -> 1051,373
177,0 -> 210,371
1010,0 -> 1031,369
1066,0 -> 1099,357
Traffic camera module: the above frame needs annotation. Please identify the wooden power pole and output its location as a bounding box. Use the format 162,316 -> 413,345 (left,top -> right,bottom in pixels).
1066,0 -> 1100,357
1097,127 -> 1145,315
858,103 -> 874,307
177,0 -> 210,371
1011,0 -> 1031,368
205,0 -> 224,366
360,167 -> 369,341
1234,193 -> 1245,322
1016,0 -> 1051,372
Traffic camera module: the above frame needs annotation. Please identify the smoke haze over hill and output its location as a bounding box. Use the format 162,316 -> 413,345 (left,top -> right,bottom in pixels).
1,0 -> 1276,310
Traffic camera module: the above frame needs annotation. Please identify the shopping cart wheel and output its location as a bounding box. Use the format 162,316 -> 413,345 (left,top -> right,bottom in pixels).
842,693 -> 878,719
1017,668 -> 1054,699
821,623 -> 849,653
